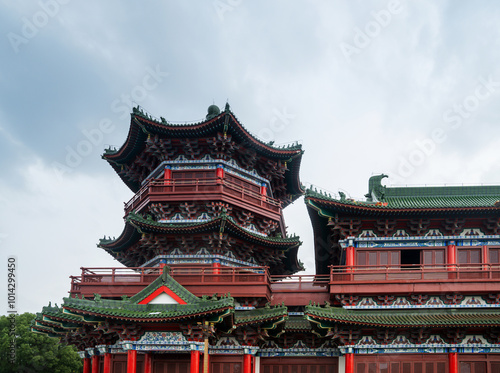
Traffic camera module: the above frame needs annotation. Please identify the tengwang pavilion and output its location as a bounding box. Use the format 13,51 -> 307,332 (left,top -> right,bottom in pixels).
33,105 -> 500,373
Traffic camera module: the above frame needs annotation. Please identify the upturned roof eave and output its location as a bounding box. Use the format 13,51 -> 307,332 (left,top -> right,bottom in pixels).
305,306 -> 500,328
103,110 -> 303,194
305,195 -> 500,216
102,214 -> 301,252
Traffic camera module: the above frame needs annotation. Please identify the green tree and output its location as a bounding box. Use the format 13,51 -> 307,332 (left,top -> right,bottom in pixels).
0,312 -> 82,373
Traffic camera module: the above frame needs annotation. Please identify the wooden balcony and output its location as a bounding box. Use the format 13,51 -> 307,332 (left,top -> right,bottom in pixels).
124,178 -> 282,219
270,274 -> 330,306
329,264 -> 500,295
69,264 -> 500,305
70,266 -> 273,300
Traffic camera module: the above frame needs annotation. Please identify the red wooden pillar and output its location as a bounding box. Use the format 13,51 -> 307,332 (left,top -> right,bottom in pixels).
83,357 -> 91,373
447,242 -> 456,270
164,165 -> 172,185
243,354 -> 252,373
483,245 -> 489,272
103,353 -> 111,373
144,352 -> 152,373
449,352 -> 458,373
127,350 -> 137,373
448,241 -> 457,280
260,183 -> 267,200
346,239 -> 355,273
345,353 -> 354,373
216,165 -> 224,184
213,260 -> 221,275
91,355 -> 99,373
190,350 -> 200,373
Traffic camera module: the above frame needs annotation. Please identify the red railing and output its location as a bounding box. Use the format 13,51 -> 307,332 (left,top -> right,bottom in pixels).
124,178 -> 281,214
270,274 -> 330,292
70,266 -> 272,295
329,264 -> 500,283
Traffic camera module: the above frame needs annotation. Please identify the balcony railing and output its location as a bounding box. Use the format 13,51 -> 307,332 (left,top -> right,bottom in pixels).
70,266 -> 272,299
329,264 -> 500,283
69,263 -> 500,303
124,178 -> 282,214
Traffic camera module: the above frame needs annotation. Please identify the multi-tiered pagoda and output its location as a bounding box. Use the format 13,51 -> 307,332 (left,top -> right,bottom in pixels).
32,105 -> 500,373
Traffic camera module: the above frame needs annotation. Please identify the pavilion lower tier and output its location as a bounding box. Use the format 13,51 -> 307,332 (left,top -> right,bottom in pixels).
80,350 -> 500,373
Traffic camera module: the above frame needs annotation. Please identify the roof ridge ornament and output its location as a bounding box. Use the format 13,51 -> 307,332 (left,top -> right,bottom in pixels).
366,174 -> 388,202
206,104 -> 220,120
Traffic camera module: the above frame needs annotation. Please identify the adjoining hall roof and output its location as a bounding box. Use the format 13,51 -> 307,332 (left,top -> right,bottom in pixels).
305,304 -> 500,329
305,174 -> 500,213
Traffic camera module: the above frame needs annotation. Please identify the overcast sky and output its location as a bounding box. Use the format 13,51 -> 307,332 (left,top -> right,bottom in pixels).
1,1 -> 500,313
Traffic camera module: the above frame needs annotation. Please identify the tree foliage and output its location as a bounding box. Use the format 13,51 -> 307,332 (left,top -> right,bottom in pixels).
0,312 -> 82,373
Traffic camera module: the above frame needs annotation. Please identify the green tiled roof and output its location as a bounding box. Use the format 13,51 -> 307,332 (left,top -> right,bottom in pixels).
103,105 -> 303,197
305,305 -> 500,328
285,317 -> 311,330
100,212 -> 303,274
305,175 -> 500,211
62,297 -> 233,321
100,212 -> 301,250
62,269 -> 234,322
235,305 -> 288,326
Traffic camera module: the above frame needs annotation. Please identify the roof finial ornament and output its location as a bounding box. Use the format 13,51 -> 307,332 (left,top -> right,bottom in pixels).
225,101 -> 230,112
161,265 -> 170,282
206,104 -> 220,120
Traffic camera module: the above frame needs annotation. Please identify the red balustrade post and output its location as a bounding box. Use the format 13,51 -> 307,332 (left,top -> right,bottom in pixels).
127,349 -> 137,373
449,352 -> 458,373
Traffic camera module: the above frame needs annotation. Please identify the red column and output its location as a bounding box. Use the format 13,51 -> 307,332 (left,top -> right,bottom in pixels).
213,261 -> 221,275
447,242 -> 456,270
83,357 -> 91,373
190,350 -> 200,373
346,245 -> 355,273
164,166 -> 172,185
448,242 -> 457,280
260,183 -> 267,200
483,245 -> 489,272
243,354 -> 252,373
216,165 -> 224,183
144,352 -> 152,373
345,353 -> 354,373
91,355 -> 99,373
103,353 -> 111,373
127,350 -> 137,373
449,352 -> 458,373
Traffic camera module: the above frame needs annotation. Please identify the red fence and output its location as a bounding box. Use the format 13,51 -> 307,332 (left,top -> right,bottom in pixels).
124,178 -> 281,213
330,263 -> 500,283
